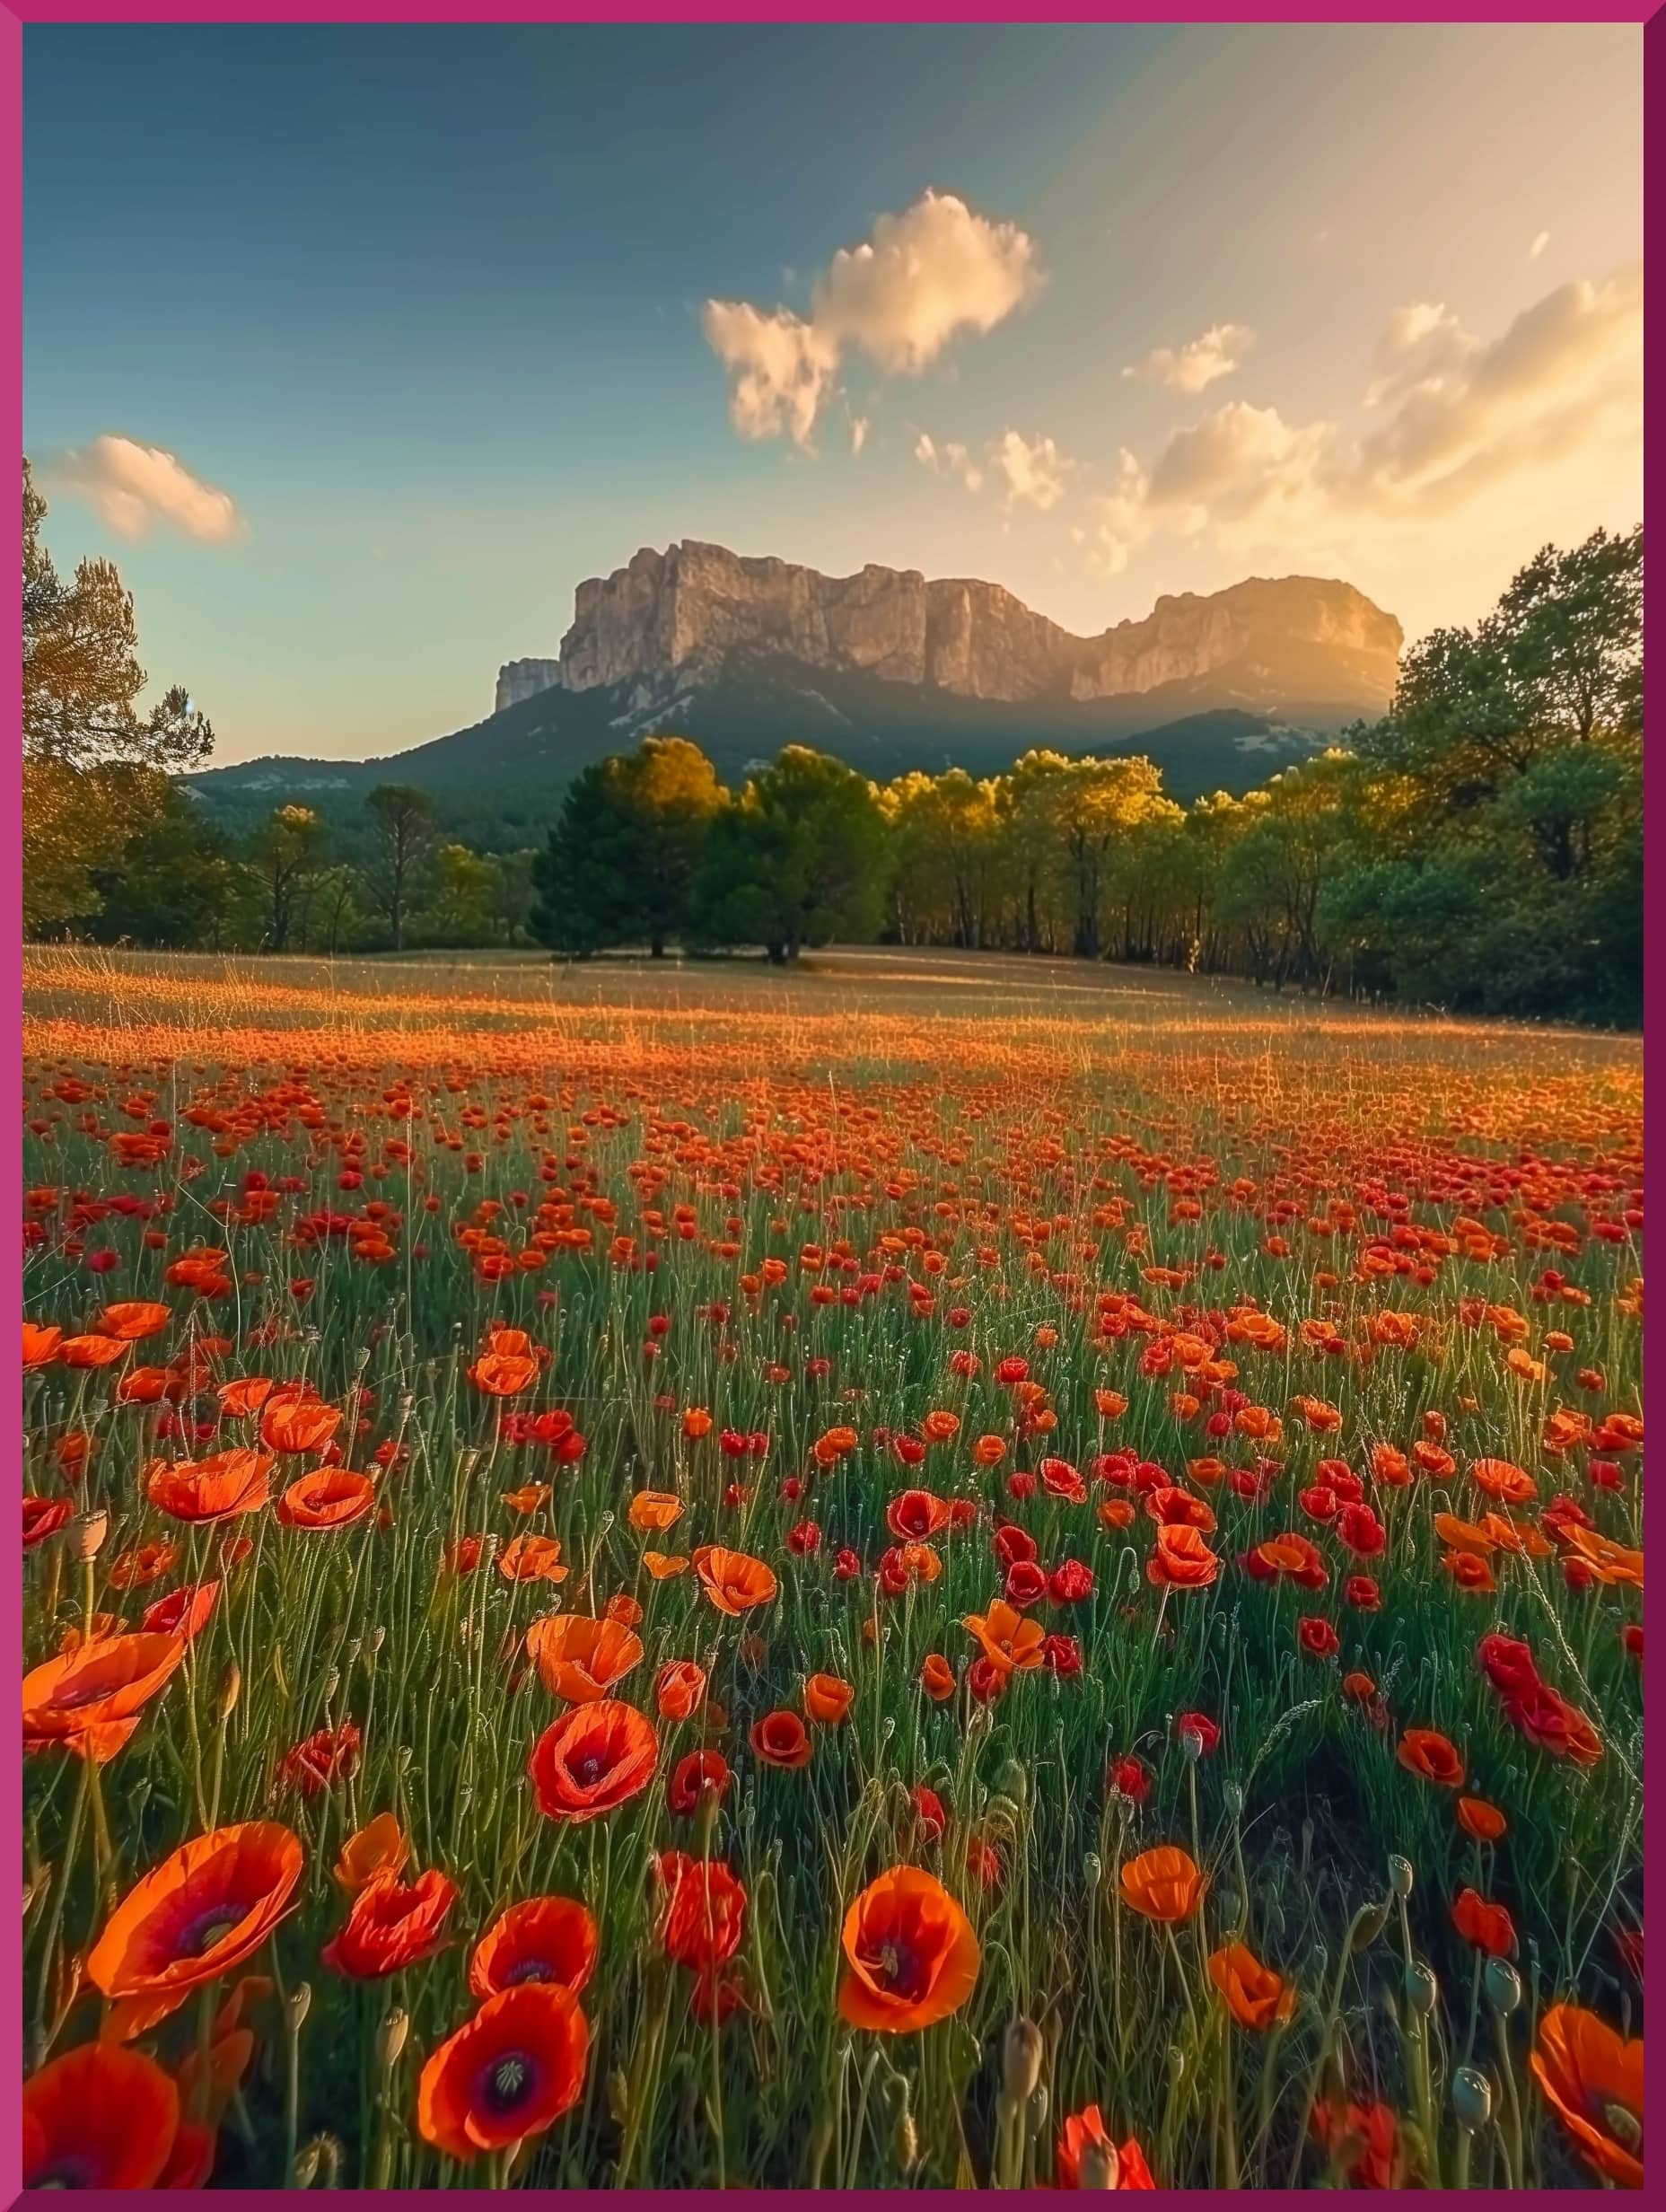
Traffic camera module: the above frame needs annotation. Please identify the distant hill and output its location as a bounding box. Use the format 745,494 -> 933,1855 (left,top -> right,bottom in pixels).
186,544 -> 1400,847
185,655 -> 1360,848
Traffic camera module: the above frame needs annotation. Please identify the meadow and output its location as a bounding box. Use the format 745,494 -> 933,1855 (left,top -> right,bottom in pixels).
20,944 -> 1644,2190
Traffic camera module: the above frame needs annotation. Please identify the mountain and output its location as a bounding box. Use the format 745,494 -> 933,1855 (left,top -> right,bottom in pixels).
557,540 -> 1402,707
187,544 -> 1402,847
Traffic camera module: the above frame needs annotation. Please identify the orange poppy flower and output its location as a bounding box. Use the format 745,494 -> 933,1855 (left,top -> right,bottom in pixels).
1560,1525 -> 1644,1589
644,1551 -> 689,1581
23,1631 -> 188,1764
469,1348 -> 541,1397
417,1984 -> 590,2161
1397,1728 -> 1466,1788
87,1821 -> 305,2039
1208,1942 -> 1295,2031
529,1700 -> 658,1822
22,1321 -> 63,1369
1471,1458 -> 1537,1505
147,1448 -> 274,1523
1530,2003 -> 1643,2189
497,1534 -> 568,1584
919,1653 -> 957,1702
216,1376 -> 276,1418
526,1614 -> 644,1703
693,1545 -> 778,1615
1457,1795 -> 1508,1845
656,1849 -> 750,1973
58,1333 -> 132,1369
97,1300 -> 174,1342
962,1597 -> 1044,1674
805,1673 -> 855,1725
1146,1523 -> 1221,1590
106,1540 -> 182,1591
22,2041 -> 182,2189
335,1812 -> 411,1892
750,1709 -> 812,1769
838,1867 -> 980,2032
469,1896 -> 600,2001
972,1435 -> 1007,1467
654,1660 -> 707,1721
627,1490 -> 684,1533
1442,1550 -> 1496,1594
1120,1846 -> 1206,1924
502,1483 -> 552,1515
277,1468 -> 376,1530
322,1866 -> 460,1978
259,1397 -> 343,1455
921,1409 -> 960,1444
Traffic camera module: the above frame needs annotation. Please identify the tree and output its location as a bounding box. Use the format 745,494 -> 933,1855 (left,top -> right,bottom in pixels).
692,746 -> 890,963
22,459 -> 215,932
532,735 -> 723,957
1331,523 -> 1643,1019
253,806 -> 327,953
428,843 -> 497,945
86,786 -> 247,950
363,784 -> 439,951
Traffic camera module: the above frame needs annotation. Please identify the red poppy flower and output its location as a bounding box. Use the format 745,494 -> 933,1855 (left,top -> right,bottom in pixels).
470,1896 -> 600,2000
417,1984 -> 590,2161
530,1700 -> 658,1822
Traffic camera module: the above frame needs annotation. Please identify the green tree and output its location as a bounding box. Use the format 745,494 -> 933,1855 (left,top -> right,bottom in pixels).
532,735 -> 723,957
363,784 -> 439,951
86,786 -> 246,950
692,745 -> 890,963
252,805 -> 327,953
428,843 -> 498,945
22,459 -> 215,931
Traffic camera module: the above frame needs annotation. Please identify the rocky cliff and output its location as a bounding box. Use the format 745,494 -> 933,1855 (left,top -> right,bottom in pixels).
555,540 -> 1402,709
495,659 -> 564,714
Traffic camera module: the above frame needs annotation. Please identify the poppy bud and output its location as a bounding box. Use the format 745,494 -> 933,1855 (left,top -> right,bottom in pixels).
890,2078 -> 919,2172
288,1980 -> 312,2031
1351,1901 -> 1390,1952
70,1510 -> 108,1563
218,1661 -> 242,1722
1078,2140 -> 1118,2188
291,2141 -> 323,2190
1484,1957 -> 1522,2015
1387,1855 -> 1415,1900
377,2005 -> 409,2073
1003,2016 -> 1044,2102
1451,2067 -> 1493,2135
1222,1781 -> 1244,1821
1404,1960 -> 1438,2015
606,2069 -> 631,2126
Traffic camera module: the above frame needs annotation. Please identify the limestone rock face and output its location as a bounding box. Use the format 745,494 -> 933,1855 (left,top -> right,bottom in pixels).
495,660 -> 564,714
552,541 -> 1402,708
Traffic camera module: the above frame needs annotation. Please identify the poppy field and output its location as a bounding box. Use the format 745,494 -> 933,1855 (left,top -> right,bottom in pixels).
20,945 -> 1644,2190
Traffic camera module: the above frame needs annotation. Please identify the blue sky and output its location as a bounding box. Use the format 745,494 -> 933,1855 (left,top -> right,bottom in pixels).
24,22 -> 1643,764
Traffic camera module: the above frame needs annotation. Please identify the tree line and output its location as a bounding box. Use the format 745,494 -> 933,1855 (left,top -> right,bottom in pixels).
529,522 -> 1641,1021
23,459 -> 1640,1021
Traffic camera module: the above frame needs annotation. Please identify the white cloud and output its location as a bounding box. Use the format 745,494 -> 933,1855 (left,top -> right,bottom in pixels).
988,428 -> 1071,511
700,302 -> 837,446
43,434 -> 241,543
1122,320 -> 1254,395
914,431 -> 985,495
1091,268 -> 1642,570
704,189 -> 1039,447
1530,230 -> 1550,260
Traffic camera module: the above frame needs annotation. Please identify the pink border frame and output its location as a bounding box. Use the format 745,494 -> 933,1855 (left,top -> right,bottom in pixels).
4,6 -> 1656,2206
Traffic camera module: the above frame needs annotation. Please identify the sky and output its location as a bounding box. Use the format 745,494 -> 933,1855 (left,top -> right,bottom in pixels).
23,22 -> 1644,767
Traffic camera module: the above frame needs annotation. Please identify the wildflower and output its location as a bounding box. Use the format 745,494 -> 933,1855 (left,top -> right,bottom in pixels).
323,1868 -> 460,1978
1119,1846 -> 1206,1924
417,1985 -> 589,2161
469,1897 -> 600,1999
1529,2004 -> 1643,2189
838,1867 -> 980,2032
1208,1943 -> 1295,2031
530,1701 -> 658,1822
